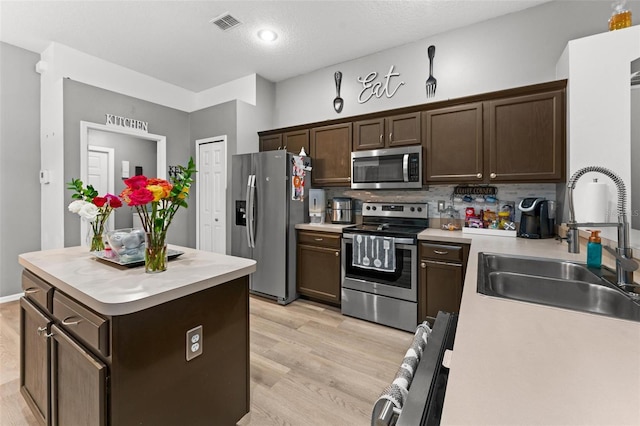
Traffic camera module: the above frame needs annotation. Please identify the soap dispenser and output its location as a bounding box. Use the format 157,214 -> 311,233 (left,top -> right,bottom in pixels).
587,230 -> 602,268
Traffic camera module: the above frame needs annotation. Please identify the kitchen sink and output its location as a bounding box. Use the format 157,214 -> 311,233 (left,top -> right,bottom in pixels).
477,252 -> 640,322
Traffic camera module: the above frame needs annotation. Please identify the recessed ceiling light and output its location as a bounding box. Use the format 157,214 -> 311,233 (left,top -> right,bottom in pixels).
257,29 -> 278,42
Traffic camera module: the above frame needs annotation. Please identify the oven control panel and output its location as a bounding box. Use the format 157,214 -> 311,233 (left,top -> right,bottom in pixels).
362,202 -> 428,219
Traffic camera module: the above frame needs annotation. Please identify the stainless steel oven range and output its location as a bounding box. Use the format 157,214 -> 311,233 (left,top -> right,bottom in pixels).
341,202 -> 428,332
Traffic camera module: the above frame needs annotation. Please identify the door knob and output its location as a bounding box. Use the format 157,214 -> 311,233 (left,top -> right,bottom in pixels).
421,262 -> 426,269
490,173 -> 497,179
335,252 -> 339,257
476,173 -> 482,179
215,218 -> 219,222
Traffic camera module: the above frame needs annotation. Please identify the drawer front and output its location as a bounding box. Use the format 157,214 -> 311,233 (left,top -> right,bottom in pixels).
420,242 -> 463,263
52,292 -> 110,357
22,270 -> 54,314
297,231 -> 341,249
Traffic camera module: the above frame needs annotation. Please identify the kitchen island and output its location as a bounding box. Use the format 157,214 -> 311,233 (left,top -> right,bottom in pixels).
416,230 -> 640,425
18,245 -> 256,426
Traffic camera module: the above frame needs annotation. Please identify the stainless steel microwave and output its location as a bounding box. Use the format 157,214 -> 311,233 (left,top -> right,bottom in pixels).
351,145 -> 422,189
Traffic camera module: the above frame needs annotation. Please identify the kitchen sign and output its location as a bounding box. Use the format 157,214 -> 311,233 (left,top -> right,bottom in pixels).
105,114 -> 149,132
357,65 -> 405,104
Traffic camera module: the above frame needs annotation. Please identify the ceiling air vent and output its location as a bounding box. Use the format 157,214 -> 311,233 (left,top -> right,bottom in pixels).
210,13 -> 242,31
631,71 -> 640,87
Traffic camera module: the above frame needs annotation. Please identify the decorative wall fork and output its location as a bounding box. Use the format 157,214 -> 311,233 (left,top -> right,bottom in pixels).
425,45 -> 437,97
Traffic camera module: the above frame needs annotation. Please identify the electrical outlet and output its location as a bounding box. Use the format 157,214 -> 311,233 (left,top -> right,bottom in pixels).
186,325 -> 203,361
437,200 -> 446,212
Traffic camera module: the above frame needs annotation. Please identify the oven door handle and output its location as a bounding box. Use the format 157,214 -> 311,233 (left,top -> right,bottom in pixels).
343,233 -> 415,246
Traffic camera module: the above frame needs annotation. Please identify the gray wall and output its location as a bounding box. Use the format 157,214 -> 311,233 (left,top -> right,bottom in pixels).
63,80 -> 192,248
87,129 -> 158,229
0,42 -> 41,297
272,0 -> 639,128
189,101 -> 238,253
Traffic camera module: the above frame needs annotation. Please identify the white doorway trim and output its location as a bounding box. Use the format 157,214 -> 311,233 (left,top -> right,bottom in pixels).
80,121 -> 166,246
87,145 -> 116,232
195,135 -> 227,252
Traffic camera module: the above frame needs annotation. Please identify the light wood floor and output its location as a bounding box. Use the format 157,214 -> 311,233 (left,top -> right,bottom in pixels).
0,296 -> 413,426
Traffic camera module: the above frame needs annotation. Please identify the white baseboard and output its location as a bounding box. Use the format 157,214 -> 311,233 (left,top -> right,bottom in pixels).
0,293 -> 22,304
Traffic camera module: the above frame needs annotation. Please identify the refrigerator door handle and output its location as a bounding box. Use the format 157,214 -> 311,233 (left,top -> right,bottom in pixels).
248,174 -> 257,248
245,175 -> 253,248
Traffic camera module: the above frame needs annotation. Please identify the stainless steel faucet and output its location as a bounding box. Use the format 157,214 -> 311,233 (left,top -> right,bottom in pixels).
566,166 -> 638,289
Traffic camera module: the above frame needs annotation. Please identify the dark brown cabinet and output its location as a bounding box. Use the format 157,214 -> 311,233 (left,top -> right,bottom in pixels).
50,324 -> 107,426
418,241 -> 469,321
260,130 -> 310,155
423,87 -> 565,184
310,123 -> 353,186
20,297 -> 51,426
283,129 -> 309,155
354,112 -> 421,151
423,103 -> 484,182
296,230 -> 341,306
487,90 -> 564,182
20,269 -> 251,426
259,134 -> 282,152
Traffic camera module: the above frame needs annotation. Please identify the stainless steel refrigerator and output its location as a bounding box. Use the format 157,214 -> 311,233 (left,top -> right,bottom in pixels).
231,151 -> 310,305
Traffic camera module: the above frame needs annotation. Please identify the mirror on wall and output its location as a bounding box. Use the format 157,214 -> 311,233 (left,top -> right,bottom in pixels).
80,121 -> 166,246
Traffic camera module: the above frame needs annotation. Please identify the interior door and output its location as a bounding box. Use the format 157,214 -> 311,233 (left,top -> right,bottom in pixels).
197,140 -> 226,254
85,145 -> 115,236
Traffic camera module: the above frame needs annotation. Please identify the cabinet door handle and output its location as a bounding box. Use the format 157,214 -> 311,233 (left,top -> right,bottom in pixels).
37,326 -> 47,336
476,173 -> 483,179
379,134 -> 383,144
433,250 -> 449,255
490,172 -> 497,179
421,262 -> 427,269
314,238 -> 324,241
24,287 -> 39,294
389,132 -> 393,141
335,252 -> 339,257
62,316 -> 81,326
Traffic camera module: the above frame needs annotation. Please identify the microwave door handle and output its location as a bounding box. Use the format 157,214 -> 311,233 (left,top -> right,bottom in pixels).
403,154 -> 409,182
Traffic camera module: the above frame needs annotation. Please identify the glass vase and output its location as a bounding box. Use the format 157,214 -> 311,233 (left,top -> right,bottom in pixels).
145,232 -> 168,273
87,223 -> 107,252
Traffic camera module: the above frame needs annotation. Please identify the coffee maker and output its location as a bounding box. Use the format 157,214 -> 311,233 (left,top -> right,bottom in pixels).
517,198 -> 555,239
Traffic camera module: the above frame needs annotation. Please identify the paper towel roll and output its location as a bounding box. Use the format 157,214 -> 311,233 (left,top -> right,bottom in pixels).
577,179 -> 608,223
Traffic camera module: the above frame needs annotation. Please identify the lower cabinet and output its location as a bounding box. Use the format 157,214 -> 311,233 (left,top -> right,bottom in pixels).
296,230 -> 342,306
50,324 -> 107,426
418,241 -> 469,321
20,269 -> 251,426
20,297 -> 51,426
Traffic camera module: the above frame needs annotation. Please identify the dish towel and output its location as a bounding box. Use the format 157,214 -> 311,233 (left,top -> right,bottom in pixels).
352,235 -> 396,272
371,321 -> 432,423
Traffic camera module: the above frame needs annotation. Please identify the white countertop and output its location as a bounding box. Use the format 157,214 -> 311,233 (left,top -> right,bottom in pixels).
295,223 -> 353,233
19,245 -> 256,316
416,231 -> 640,425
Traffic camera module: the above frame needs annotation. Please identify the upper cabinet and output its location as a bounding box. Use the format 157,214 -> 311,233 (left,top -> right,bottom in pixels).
259,134 -> 282,152
487,90 -> 564,182
423,103 -> 484,182
259,80 -> 566,186
310,123 -> 353,186
259,130 -> 309,154
354,112 -> 421,151
423,85 -> 565,184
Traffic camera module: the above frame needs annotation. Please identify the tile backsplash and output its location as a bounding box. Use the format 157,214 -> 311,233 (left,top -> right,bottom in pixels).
323,183 -> 558,226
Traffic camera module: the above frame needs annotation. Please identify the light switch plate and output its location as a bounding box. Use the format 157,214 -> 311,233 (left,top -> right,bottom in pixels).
186,325 -> 203,361
437,200 -> 446,212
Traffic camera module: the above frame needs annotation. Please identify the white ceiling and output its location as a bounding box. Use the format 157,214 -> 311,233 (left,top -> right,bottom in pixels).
0,0 -> 552,92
